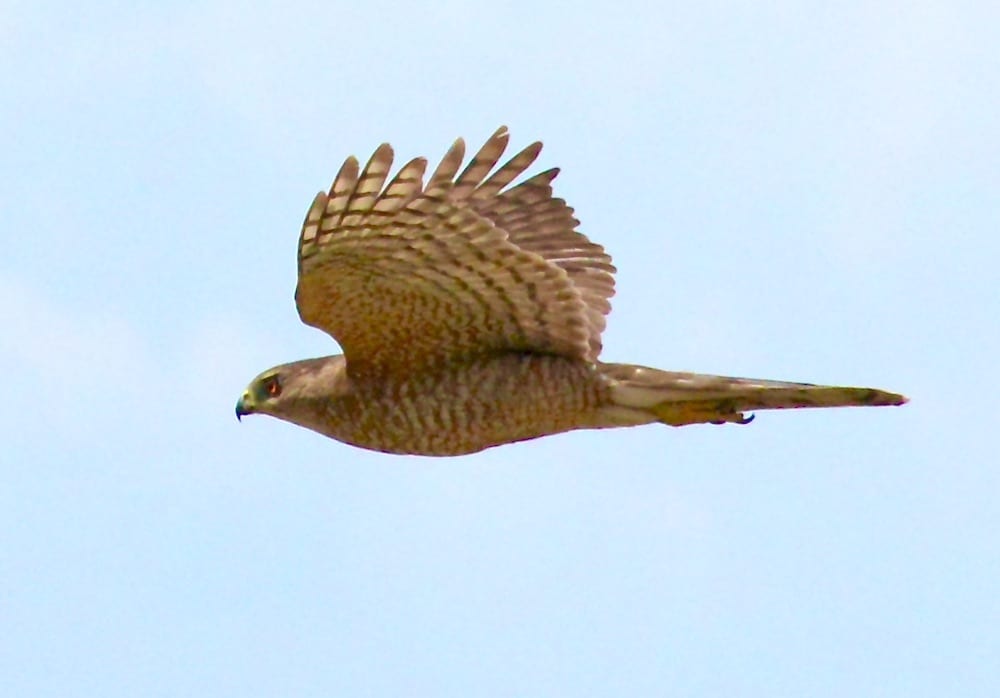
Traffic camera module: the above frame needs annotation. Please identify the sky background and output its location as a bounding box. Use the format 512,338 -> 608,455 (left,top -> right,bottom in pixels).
3,1 -> 998,695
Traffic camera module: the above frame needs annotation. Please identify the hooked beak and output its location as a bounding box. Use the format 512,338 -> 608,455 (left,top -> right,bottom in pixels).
235,391 -> 253,421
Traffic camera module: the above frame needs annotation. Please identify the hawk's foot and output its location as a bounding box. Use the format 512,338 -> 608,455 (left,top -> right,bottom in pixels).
653,401 -> 755,427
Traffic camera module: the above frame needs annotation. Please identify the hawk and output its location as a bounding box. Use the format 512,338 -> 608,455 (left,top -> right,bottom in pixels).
235,127 -> 906,456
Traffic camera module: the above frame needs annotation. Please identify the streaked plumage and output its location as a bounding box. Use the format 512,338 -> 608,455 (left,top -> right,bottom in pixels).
236,127 -> 905,456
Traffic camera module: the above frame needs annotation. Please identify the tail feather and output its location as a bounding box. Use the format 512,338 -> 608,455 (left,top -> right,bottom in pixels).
600,363 -> 907,427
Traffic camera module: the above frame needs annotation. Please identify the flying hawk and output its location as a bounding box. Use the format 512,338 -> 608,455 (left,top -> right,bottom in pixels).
236,127 -> 905,455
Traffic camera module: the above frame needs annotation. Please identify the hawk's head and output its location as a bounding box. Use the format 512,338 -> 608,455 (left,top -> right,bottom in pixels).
236,355 -> 349,430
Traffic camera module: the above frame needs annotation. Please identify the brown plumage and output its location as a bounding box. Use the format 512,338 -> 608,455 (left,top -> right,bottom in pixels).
235,127 -> 906,456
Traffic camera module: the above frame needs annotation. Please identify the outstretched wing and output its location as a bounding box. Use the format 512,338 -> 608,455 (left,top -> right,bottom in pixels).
295,127 -> 616,378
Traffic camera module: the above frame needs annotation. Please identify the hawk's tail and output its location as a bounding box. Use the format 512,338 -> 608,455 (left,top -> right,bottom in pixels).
598,363 -> 907,427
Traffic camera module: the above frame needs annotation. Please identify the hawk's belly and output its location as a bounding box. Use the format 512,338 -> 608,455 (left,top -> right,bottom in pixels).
327,353 -> 608,456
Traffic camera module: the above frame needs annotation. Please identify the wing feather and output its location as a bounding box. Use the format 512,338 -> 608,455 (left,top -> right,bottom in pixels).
372,156 -> 426,215
426,138 -> 465,194
451,126 -> 509,200
338,144 -> 393,228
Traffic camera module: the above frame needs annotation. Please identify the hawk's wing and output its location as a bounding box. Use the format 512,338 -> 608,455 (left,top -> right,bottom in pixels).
295,127 -> 616,378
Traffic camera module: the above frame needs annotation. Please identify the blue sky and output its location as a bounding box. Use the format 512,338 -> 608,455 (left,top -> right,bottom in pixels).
3,1 -> 997,695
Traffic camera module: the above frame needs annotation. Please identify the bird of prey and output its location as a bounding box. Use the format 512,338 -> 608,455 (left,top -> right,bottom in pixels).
235,127 -> 906,456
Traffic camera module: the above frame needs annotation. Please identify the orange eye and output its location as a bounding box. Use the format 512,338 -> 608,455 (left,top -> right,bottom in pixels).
265,378 -> 281,397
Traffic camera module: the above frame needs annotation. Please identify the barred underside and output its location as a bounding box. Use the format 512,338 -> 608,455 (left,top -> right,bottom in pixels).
321,353 -> 608,456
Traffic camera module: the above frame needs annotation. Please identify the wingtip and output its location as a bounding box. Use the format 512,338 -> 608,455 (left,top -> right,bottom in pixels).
331,156 -> 361,192
371,142 -> 394,163
486,126 -> 511,150
303,191 -> 327,225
